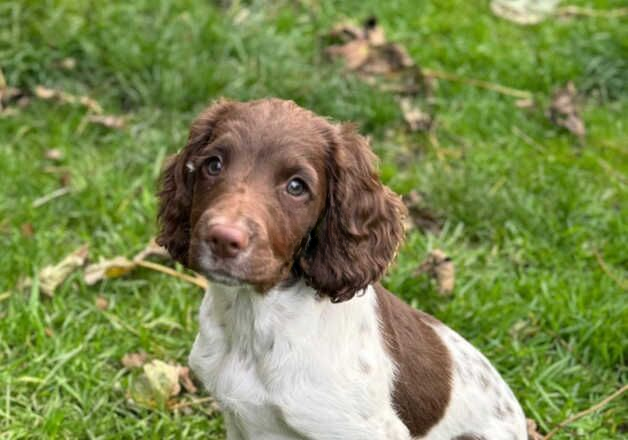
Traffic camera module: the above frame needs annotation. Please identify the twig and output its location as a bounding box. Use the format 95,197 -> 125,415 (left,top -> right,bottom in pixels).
592,249 -> 628,290
512,126 -> 546,153
557,6 -> 628,18
543,384 -> 628,440
170,396 -> 215,410
32,187 -> 71,208
422,68 -> 532,99
134,260 -> 208,289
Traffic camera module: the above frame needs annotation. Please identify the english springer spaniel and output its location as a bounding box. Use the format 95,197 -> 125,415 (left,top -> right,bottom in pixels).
157,98 -> 527,439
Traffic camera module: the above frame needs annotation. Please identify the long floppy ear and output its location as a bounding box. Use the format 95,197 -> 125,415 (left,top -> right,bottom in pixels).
300,124 -> 407,302
156,99 -> 235,265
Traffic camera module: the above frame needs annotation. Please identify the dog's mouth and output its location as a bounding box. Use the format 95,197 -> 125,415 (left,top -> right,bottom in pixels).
203,268 -> 247,287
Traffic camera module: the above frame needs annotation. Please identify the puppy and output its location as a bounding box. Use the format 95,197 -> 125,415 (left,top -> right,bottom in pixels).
157,98 -> 527,439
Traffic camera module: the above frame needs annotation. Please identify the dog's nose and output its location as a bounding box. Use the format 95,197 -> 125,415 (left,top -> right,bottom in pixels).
206,224 -> 249,258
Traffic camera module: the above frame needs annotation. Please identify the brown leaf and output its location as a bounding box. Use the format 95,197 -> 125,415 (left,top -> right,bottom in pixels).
38,245 -> 89,297
122,352 -> 148,369
34,85 -> 103,114
45,149 -> 64,161
547,81 -> 585,140
44,327 -> 54,337
399,98 -> 433,132
20,223 -> 35,238
86,114 -> 125,129
403,190 -> 443,235
95,295 -> 109,310
526,418 -> 544,440
325,39 -> 370,70
178,366 -> 198,394
84,256 -> 137,285
415,249 -> 455,295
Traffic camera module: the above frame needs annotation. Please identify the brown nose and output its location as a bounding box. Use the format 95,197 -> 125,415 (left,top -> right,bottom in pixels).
206,224 -> 249,258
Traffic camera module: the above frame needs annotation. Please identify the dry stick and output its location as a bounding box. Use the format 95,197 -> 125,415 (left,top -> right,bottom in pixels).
592,249 -> 628,290
422,68 -> 532,99
32,187 -> 72,208
543,384 -> 628,440
134,260 -> 208,289
557,6 -> 628,18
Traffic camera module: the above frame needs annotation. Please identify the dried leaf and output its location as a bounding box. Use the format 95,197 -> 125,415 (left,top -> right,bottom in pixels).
178,366 -> 198,394
490,0 -> 560,25
547,81 -> 585,140
34,85 -> 103,114
399,98 -> 433,132
44,327 -> 54,337
403,190 -> 443,235
86,114 -> 125,129
20,223 -> 35,238
526,418 -> 544,440
95,295 -> 109,310
122,352 -> 148,369
45,149 -> 64,161
84,257 -> 136,285
415,249 -> 455,295
38,245 -> 89,297
129,360 -> 181,408
58,57 -> 77,70
326,39 -> 370,70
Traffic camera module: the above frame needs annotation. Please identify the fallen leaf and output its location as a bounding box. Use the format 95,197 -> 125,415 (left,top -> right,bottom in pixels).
490,0 -> 560,25
45,149 -> 64,161
20,223 -> 35,238
128,360 -> 181,408
84,256 -> 136,285
44,327 -> 54,337
547,81 -> 585,140
415,249 -> 454,295
86,114 -> 125,129
95,296 -> 109,310
34,85 -> 103,114
403,190 -> 443,235
122,352 -> 148,369
58,57 -> 77,70
38,245 -> 89,297
526,418 -> 544,440
399,98 -> 433,132
59,171 -> 72,187
178,366 -> 198,394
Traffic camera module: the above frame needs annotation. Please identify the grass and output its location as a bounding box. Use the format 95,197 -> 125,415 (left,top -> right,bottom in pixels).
1,0 -> 626,438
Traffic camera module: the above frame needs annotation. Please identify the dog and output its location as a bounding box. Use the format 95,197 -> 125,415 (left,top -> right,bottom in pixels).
157,98 -> 527,439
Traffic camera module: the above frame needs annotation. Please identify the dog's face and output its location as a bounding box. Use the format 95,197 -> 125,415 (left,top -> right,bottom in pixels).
157,99 -> 406,302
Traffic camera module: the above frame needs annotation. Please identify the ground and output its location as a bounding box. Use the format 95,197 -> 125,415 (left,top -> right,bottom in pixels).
0,0 -> 626,438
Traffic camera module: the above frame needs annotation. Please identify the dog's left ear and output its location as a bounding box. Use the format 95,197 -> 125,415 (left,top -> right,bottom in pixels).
300,124 -> 407,302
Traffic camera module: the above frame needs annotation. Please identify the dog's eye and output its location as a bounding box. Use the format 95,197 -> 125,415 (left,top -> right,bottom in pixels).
206,156 -> 223,175
286,178 -> 307,197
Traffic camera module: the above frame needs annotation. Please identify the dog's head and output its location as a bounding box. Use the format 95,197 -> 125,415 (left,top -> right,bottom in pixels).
157,98 -> 406,302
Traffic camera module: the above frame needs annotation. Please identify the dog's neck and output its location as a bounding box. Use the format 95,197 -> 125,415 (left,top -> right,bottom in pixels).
200,280 -> 372,355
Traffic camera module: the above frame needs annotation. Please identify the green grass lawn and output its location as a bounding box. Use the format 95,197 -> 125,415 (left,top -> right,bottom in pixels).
1,0 -> 626,438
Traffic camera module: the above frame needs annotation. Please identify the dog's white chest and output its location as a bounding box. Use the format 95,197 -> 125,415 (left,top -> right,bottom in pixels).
189,282 -> 410,440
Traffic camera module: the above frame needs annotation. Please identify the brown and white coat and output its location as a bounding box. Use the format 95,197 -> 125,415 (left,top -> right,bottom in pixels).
157,98 -> 527,439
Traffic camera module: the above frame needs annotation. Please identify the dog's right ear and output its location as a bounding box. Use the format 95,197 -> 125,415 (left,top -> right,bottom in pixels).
156,99 -> 235,265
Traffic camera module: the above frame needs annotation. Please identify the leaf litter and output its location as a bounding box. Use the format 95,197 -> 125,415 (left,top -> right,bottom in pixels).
415,249 -> 455,296
547,81 -> 586,141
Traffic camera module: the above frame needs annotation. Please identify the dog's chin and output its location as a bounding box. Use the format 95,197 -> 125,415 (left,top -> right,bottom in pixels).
203,269 -> 248,287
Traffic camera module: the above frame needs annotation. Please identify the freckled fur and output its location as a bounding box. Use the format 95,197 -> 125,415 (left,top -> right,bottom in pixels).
157,98 -> 528,439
